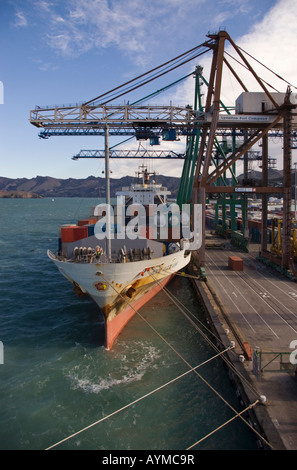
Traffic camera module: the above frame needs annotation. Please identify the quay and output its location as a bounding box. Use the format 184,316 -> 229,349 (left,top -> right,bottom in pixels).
189,234 -> 297,450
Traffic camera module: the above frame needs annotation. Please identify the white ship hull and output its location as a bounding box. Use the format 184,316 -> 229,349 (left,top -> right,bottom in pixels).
48,246 -> 191,349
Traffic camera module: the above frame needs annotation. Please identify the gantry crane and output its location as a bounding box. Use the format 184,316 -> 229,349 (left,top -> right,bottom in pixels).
72,149 -> 185,160
30,30 -> 297,275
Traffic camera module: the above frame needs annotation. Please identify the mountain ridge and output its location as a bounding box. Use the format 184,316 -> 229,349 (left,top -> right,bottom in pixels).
0,169 -> 289,199
0,174 -> 181,198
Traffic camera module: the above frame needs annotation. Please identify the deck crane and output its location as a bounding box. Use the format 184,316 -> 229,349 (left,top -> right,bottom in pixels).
30,30 -> 297,275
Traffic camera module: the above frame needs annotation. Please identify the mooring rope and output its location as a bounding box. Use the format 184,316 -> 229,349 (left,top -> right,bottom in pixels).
151,267 -> 261,399
46,346 -> 233,450
186,400 -> 260,450
146,270 -> 272,448
99,273 -> 271,448
45,269 -> 271,450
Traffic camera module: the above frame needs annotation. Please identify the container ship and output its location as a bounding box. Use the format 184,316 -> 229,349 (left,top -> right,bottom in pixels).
48,167 -> 191,349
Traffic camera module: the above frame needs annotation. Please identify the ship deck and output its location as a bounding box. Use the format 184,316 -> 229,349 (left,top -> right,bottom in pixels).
190,234 -> 297,450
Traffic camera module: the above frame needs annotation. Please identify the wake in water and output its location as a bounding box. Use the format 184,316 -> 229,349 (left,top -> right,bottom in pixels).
68,344 -> 161,394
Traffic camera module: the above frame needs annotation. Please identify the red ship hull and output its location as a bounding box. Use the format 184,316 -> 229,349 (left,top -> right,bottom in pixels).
105,275 -> 173,350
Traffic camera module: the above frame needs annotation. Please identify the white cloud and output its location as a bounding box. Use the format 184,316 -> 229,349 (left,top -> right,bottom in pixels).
53,15 -> 66,23
168,0 -> 297,107
219,0 -> 251,15
159,0 -> 297,174
33,0 -> 210,64
224,0 -> 297,169
237,0 -> 297,91
46,32 -> 72,55
13,11 -> 28,28
43,0 -> 148,58
211,0 -> 254,27
36,0 -> 52,12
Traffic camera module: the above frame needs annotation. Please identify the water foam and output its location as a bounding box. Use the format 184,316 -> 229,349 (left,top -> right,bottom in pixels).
68,344 -> 161,395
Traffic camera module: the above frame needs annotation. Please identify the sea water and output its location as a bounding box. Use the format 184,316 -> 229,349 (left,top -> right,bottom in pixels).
0,198 -> 258,450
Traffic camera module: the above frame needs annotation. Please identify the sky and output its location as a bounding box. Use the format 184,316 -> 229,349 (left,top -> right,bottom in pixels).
1,0 -> 297,181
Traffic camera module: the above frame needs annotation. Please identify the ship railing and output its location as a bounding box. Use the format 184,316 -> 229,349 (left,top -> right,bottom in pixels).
69,246 -> 153,263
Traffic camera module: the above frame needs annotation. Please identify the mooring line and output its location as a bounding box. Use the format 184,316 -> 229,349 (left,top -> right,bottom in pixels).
46,346 -> 233,450
103,272 -> 271,448
46,269 -> 271,450
148,270 -> 272,448
186,400 -> 260,450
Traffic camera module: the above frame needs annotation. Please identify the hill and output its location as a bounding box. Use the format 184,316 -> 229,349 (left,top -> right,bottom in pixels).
1,169 -> 291,199
0,174 -> 181,198
237,168 -> 283,183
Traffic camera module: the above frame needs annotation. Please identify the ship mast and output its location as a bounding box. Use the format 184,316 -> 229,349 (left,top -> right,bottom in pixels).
105,124 -> 111,260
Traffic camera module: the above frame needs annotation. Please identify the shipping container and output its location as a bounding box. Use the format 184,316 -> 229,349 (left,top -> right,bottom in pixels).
78,218 -> 98,227
86,224 -> 95,236
61,226 -> 89,243
58,224 -> 76,237
228,255 -> 243,271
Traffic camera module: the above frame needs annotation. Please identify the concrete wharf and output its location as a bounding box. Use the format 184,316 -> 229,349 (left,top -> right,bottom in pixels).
189,234 -> 297,450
